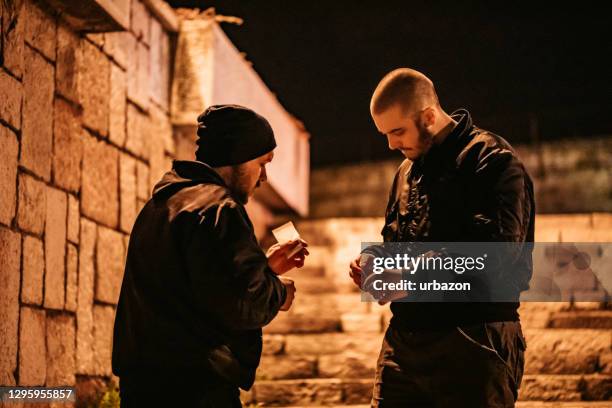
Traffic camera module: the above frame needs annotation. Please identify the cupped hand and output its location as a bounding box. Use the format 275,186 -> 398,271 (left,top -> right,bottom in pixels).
267,239 -> 309,275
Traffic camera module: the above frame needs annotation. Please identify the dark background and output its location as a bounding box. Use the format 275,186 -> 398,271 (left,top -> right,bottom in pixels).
168,1 -> 612,167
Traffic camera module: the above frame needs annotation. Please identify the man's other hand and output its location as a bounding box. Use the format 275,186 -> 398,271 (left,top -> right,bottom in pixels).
267,239 -> 309,275
279,277 -> 296,311
349,254 -> 363,288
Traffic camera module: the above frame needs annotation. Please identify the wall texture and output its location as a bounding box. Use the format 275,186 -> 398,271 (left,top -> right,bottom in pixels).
310,137 -> 612,218
0,0 -> 174,402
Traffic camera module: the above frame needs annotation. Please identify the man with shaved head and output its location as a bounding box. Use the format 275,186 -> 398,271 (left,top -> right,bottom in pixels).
349,68 -> 535,407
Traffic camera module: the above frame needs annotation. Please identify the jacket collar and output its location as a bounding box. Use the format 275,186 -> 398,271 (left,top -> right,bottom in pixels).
418,108 -> 473,169
152,160 -> 228,198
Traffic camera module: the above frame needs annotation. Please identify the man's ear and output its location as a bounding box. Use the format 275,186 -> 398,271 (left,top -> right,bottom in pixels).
422,107 -> 436,128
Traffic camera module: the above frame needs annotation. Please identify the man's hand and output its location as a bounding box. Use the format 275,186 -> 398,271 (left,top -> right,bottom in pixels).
267,239 -> 309,275
350,254 -> 407,305
349,254 -> 363,288
279,276 -> 296,311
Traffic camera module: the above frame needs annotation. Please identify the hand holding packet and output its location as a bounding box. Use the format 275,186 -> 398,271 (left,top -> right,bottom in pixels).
272,222 -> 304,258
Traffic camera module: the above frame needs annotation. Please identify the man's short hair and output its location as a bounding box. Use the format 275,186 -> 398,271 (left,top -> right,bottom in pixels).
370,68 -> 440,115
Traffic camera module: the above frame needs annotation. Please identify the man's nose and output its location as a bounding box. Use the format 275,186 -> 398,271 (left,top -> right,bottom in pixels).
387,135 -> 399,150
260,167 -> 267,183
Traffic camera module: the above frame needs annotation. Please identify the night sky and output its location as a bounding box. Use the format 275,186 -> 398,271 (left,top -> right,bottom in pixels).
168,1 -> 612,167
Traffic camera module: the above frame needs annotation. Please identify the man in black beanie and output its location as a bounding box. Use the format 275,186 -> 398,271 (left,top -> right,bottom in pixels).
112,104 -> 308,407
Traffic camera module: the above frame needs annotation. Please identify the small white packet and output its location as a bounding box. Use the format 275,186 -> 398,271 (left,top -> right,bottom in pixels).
272,222 -> 304,258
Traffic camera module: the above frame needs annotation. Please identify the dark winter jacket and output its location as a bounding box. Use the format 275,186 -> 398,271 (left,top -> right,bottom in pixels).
112,160 -> 286,390
382,109 -> 535,328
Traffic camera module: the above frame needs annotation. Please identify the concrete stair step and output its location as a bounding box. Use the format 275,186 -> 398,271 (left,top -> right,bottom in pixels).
265,333 -> 384,356
519,374 -> 611,401
276,404 -> 612,408
300,246 -> 333,274
296,218 -> 383,248
259,329 -> 611,380
245,378 -> 372,406
264,312 -> 342,334
245,375 -> 612,406
548,310 -> 612,329
523,329 -> 611,375
280,276 -> 341,295
516,402 -> 612,407
263,292 -> 377,335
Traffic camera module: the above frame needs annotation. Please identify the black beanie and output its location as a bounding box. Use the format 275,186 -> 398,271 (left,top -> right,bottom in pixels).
195,104 -> 277,167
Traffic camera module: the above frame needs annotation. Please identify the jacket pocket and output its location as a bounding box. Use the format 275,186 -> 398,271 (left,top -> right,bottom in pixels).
206,344 -> 255,390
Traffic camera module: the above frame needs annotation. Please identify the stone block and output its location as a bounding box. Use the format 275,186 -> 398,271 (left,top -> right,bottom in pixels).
95,226 -> 125,304
92,305 -> 115,376
21,46 -> 54,180
21,235 -> 44,305
46,314 -> 76,386
126,103 -> 148,159
44,186 -> 67,310
258,355 -> 317,380
318,352 -> 377,379
137,40 -> 151,109
24,0 -> 56,61
119,154 -> 137,233
127,40 -> 149,110
85,33 -> 104,47
67,195 -> 79,244
518,374 -> 582,401
53,98 -> 83,193
149,103 -> 173,155
148,133 -> 168,192
264,312 -> 341,335
81,135 -> 119,228
0,227 -> 21,386
18,307 -> 46,385
0,69 -> 22,130
65,243 -> 78,312
287,293 -> 368,317
252,379 -> 344,406
137,198 -> 146,215
2,0 -> 25,78
130,0 -> 150,45
109,63 -> 127,147
104,31 -> 130,69
285,333 -> 384,356
136,161 -> 150,200
601,351 -> 612,375
76,218 -> 96,375
340,313 -> 382,333
17,173 -> 46,235
79,40 -> 109,136
581,374 -> 612,400
149,17 -> 170,110
123,232 -> 130,264
0,125 -> 18,226
524,328 -> 610,375
56,23 -> 80,103
262,334 -> 285,355
549,310 -> 612,329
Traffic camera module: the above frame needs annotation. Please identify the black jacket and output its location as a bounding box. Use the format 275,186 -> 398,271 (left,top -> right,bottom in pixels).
382,109 -> 535,328
112,160 -> 286,390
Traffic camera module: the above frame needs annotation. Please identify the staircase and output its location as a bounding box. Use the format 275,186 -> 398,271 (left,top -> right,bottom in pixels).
242,217 -> 612,407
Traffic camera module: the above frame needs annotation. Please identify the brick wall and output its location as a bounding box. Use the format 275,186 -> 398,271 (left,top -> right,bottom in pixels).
0,0 -> 174,400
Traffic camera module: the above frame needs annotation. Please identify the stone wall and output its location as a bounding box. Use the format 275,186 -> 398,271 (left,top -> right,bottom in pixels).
310,137 -> 612,218
0,0 -> 174,401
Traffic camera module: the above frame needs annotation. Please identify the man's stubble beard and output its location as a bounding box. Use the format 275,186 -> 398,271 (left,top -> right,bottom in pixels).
229,164 -> 253,205
414,122 -> 435,159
